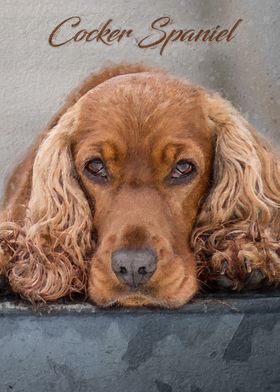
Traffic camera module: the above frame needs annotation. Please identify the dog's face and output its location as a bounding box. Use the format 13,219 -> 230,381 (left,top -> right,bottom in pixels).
72,73 -> 214,307
3,67 -> 279,305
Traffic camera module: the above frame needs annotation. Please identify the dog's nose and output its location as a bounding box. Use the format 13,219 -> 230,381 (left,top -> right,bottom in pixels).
111,248 -> 157,287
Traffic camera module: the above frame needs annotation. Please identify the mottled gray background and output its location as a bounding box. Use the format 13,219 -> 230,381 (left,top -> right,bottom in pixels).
0,0 -> 279,197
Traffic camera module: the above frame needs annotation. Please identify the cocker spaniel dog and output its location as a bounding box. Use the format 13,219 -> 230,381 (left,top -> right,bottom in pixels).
0,64 -> 279,307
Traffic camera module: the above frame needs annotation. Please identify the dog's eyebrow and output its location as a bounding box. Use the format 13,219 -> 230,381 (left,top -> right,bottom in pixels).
101,141 -> 125,162
100,141 -> 116,161
157,140 -> 191,163
151,138 -> 205,171
76,139 -> 119,163
161,143 -> 181,165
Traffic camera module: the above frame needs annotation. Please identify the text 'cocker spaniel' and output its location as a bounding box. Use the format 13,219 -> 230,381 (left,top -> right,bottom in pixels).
0,64 -> 279,307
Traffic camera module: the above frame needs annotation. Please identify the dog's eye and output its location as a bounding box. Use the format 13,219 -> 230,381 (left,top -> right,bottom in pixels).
170,160 -> 196,184
84,158 -> 108,183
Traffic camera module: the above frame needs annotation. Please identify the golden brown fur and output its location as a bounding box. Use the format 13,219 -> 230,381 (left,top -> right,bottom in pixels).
0,64 -> 279,307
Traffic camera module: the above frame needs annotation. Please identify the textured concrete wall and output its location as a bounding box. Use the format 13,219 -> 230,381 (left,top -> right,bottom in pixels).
0,0 -> 279,196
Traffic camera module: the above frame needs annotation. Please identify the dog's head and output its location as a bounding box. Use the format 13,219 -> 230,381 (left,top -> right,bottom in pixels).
73,73 -> 214,307
8,67 -> 280,306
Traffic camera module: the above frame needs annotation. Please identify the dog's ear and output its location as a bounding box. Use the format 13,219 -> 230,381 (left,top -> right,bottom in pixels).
27,107 -> 93,254
192,92 -> 280,288
2,107 -> 93,301
1,64 -> 157,302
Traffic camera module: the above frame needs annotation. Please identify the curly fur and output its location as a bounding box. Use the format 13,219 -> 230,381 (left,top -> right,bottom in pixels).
192,93 -> 280,287
0,109 -> 93,301
0,64 -> 151,302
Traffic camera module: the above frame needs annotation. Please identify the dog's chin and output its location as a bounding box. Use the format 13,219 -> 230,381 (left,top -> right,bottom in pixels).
89,277 -> 198,309
116,294 -> 161,308
89,290 -> 163,308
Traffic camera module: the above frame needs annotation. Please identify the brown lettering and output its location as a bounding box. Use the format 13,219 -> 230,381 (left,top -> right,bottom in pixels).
180,30 -> 196,42
227,18 -> 243,41
160,29 -> 183,55
95,19 -> 113,45
107,29 -> 121,42
208,26 -> 221,41
117,29 -> 133,41
85,29 -> 99,42
74,29 -> 88,42
215,30 -> 229,42
49,16 -> 81,47
138,17 -> 170,50
48,16 -> 244,55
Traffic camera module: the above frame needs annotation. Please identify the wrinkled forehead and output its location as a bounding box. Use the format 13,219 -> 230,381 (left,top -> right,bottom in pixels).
73,72 -> 212,159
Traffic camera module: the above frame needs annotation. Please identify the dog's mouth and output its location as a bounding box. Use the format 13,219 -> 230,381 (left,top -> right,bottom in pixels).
89,271 -> 198,308
98,286 -> 197,308
90,278 -> 163,308
98,289 -> 172,308
88,248 -> 198,308
114,293 -> 162,308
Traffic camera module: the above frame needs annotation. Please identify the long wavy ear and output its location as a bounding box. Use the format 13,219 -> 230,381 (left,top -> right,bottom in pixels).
192,92 -> 280,289
1,64 -> 158,301
1,107 -> 93,302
